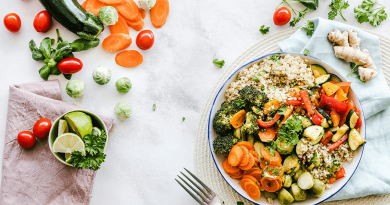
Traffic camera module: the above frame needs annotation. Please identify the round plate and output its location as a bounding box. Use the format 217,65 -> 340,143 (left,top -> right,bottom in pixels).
207,52 -> 366,205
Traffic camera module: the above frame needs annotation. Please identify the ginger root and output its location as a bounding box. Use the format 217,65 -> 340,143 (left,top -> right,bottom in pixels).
328,29 -> 378,82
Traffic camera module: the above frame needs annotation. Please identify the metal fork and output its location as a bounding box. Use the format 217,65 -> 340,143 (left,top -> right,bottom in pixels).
175,168 -> 222,205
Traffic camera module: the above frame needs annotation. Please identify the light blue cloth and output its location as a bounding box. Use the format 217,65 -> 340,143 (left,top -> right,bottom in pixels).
279,17 -> 390,201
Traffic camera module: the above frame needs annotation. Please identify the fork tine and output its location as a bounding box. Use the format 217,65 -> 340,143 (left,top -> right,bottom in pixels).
177,175 -> 209,203
180,172 -> 210,197
175,179 -> 205,205
184,168 -> 212,193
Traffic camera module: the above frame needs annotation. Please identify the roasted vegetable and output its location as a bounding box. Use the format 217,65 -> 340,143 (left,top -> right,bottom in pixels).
308,179 -> 325,197
241,112 -> 260,135
278,188 -> 295,205
213,135 -> 240,157
213,100 -> 245,136
290,183 -> 307,201
239,85 -> 268,107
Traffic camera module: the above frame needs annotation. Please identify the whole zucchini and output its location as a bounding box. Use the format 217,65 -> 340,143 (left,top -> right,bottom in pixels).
38,0 -> 104,40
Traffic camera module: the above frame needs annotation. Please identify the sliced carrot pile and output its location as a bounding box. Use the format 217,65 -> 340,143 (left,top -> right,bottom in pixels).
238,153 -> 255,170
86,0 -> 108,16
228,145 -> 243,166
235,141 -> 255,151
98,0 -> 125,4
222,158 -> 240,174
109,15 -> 129,35
150,0 -> 169,28
261,147 -> 282,165
258,127 -> 276,142
231,110 -> 246,129
102,33 -> 132,52
139,8 -> 146,19
116,0 -> 141,21
115,50 -> 143,67
82,0 -> 89,9
124,18 -> 144,31
261,178 -> 279,192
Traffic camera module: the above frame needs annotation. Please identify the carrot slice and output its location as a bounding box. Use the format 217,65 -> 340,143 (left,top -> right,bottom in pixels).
139,8 -> 146,19
239,153 -> 255,170
82,0 -> 89,9
124,18 -> 144,31
245,181 -> 261,200
239,146 -> 249,167
102,34 -> 132,52
250,169 -> 263,182
229,170 -> 243,179
231,110 -> 246,129
228,145 -> 244,166
222,158 -> 240,174
115,50 -> 143,67
258,127 -> 276,142
150,0 -> 169,28
259,157 -> 268,170
86,0 -> 108,16
261,147 -> 282,166
109,15 -> 129,35
116,0 -> 141,21
242,175 -> 258,183
249,150 -> 259,159
235,141 -> 255,151
263,165 -> 284,180
243,167 -> 259,176
98,0 -> 125,4
261,178 -> 279,192
240,179 -> 252,191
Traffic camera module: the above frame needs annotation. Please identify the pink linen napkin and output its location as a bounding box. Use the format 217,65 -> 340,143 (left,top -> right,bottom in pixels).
0,80 -> 114,205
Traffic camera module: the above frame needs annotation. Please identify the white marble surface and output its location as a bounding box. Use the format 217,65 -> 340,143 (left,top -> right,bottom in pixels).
0,0 -> 389,204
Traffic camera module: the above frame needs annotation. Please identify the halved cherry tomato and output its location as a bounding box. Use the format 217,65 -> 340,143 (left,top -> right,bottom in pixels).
33,118 -> 52,139
17,131 -> 36,149
4,13 -> 21,33
273,7 -> 291,26
57,57 -> 83,74
33,11 -> 52,33
136,30 -> 154,50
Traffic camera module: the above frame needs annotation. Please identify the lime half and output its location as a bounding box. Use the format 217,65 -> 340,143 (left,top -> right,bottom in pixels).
64,112 -> 93,138
65,153 -> 72,163
53,133 -> 85,155
58,119 -> 69,136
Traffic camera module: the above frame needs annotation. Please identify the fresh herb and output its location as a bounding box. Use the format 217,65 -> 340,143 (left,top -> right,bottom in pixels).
308,89 -> 314,96
261,85 -> 265,91
269,54 -> 281,62
237,75 -> 240,79
153,104 -> 156,111
348,63 -> 365,83
290,8 -> 309,27
328,0 -> 350,21
301,20 -> 315,35
290,82 -> 297,88
29,29 -> 99,80
354,0 -> 387,26
213,55 -> 225,68
260,25 -> 270,35
303,48 -> 310,56
278,106 -> 287,115
278,117 -> 303,145
313,83 -> 320,88
182,117 -> 186,121
311,151 -> 318,162
252,72 -> 262,82
71,130 -> 107,171
266,140 -> 277,156
327,173 -> 337,179
235,99 -> 247,109
272,168 -> 280,176
332,156 -> 341,166
237,202 -> 244,205
273,86 -> 276,90
263,70 -> 269,74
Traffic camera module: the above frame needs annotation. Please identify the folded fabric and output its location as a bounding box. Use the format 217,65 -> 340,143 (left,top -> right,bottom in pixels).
0,80 -> 114,205
279,17 -> 390,201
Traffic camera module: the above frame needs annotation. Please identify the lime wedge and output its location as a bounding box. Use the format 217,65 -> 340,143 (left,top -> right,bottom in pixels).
58,119 -> 69,136
53,133 -> 85,155
65,153 -> 72,163
64,112 -> 93,138
91,127 -> 102,137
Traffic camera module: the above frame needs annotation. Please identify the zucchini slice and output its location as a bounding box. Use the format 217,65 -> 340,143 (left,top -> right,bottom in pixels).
320,118 -> 330,128
311,64 -> 328,76
346,109 -> 359,128
327,126 -> 339,134
348,129 -> 366,151
303,125 -> 324,144
299,115 -> 313,128
297,172 -> 314,190
330,73 -> 343,83
317,108 -> 334,127
314,74 -> 331,85
332,124 -> 349,142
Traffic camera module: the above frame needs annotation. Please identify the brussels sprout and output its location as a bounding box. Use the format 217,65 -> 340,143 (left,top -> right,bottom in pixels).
283,154 -> 299,174
276,138 -> 294,155
114,102 -> 133,120
98,6 -> 118,26
91,127 -> 102,137
116,77 -> 132,94
66,80 -> 84,98
297,172 -> 314,190
283,174 -> 292,188
308,179 -> 326,197
93,66 -> 112,85
293,170 -> 304,182
264,191 -> 277,199
290,183 -> 307,201
278,188 -> 294,205
137,0 -> 156,10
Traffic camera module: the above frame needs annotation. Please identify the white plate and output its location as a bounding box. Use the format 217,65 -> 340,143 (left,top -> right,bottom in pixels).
207,53 -> 366,205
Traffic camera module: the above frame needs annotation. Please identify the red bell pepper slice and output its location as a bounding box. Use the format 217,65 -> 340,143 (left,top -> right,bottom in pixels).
318,98 -> 326,109
355,118 -> 362,129
354,108 -> 360,115
321,131 -> 333,145
286,100 -> 303,106
312,114 -> 322,126
300,89 -> 315,116
321,95 -> 348,113
328,133 -> 348,151
329,177 -> 336,184
257,113 -> 281,128
314,109 -> 324,120
335,167 -> 346,179
340,100 -> 355,125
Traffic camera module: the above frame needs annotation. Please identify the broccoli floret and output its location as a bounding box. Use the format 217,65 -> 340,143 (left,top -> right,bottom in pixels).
242,111 -> 260,135
213,134 -> 240,157
213,99 -> 246,136
239,86 -> 268,107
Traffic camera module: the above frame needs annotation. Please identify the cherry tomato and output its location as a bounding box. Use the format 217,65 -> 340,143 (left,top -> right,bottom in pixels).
33,118 -> 52,139
33,11 -> 52,33
273,7 -> 291,26
4,13 -> 21,33
57,58 -> 83,74
136,30 -> 154,50
17,131 -> 36,149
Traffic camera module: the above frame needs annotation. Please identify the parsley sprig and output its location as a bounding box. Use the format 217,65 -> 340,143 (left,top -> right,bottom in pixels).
328,0 -> 350,21
213,55 -> 225,68
301,20 -> 315,36
266,140 -> 278,156
269,54 -> 281,62
260,25 -> 270,35
278,117 -> 303,145
354,0 -> 387,26
303,48 -> 310,56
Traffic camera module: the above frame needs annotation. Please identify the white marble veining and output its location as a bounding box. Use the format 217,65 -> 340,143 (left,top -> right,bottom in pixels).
0,0 -> 389,204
